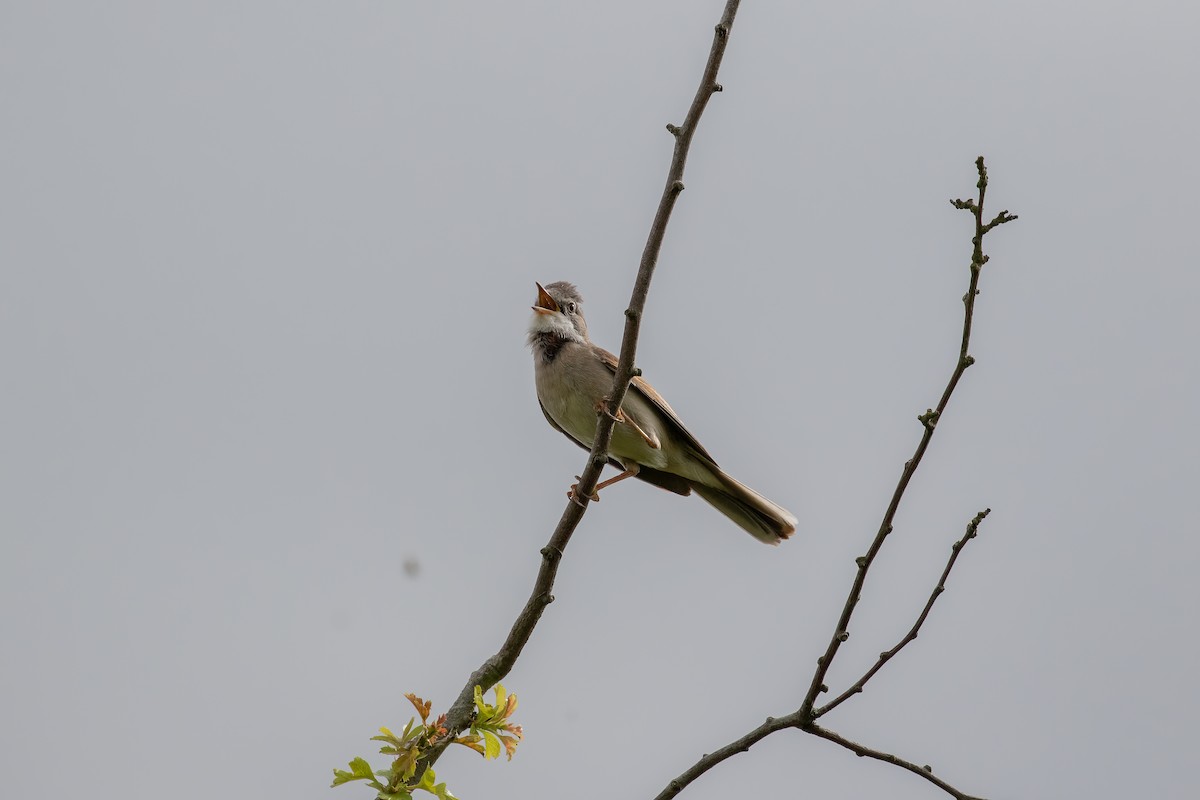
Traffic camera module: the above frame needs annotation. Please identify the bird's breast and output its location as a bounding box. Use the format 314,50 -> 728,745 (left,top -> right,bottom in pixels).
534,345 -> 670,471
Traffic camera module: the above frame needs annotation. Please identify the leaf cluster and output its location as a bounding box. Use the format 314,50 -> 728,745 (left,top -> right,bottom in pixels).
332,686 -> 521,800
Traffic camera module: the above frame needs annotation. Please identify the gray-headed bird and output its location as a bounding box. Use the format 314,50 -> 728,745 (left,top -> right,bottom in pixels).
528,281 -> 796,545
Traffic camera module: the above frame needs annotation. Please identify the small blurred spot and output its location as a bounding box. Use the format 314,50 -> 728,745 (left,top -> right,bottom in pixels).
402,556 -> 421,578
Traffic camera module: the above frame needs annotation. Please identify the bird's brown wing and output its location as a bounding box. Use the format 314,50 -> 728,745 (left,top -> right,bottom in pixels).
593,346 -> 719,467
538,397 -> 692,496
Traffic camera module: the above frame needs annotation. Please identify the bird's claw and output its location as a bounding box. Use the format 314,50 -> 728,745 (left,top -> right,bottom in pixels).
567,476 -> 600,506
595,398 -> 626,423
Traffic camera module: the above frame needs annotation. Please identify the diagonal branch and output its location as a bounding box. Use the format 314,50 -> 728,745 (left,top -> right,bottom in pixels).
413,0 -> 744,776
815,508 -> 991,717
652,714 -> 799,800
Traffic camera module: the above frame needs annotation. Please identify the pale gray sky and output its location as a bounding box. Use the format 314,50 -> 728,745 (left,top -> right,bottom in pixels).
3,2 -> 1198,799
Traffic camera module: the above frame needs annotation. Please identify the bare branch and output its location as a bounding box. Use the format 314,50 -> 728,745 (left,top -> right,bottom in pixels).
652,714 -> 799,800
807,724 -> 987,800
600,0 -> 742,448
816,508 -> 991,717
413,0 -> 744,775
652,159 -> 1013,799
798,157 -> 1014,719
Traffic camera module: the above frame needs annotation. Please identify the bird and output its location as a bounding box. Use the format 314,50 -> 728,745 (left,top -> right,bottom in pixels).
528,280 -> 797,545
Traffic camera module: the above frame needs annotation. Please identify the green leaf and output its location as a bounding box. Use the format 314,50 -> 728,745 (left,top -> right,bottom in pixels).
331,757 -> 386,790
481,729 -> 502,761
492,684 -> 506,714
376,791 -> 413,800
415,768 -> 458,800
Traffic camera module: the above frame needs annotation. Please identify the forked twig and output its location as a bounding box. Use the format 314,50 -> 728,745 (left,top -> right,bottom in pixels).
799,158 -> 1016,719
653,157 -> 1016,800
816,508 -> 991,717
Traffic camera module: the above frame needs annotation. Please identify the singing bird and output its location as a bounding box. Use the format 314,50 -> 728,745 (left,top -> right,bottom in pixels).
528,281 -> 796,544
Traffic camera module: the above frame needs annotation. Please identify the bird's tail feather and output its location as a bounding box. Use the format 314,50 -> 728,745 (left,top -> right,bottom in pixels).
691,470 -> 797,545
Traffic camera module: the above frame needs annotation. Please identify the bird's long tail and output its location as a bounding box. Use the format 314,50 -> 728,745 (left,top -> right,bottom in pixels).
691,470 -> 797,545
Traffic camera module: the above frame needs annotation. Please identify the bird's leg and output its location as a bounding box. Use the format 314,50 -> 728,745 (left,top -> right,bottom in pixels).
622,416 -> 660,450
593,469 -> 637,493
567,464 -> 640,504
595,399 -> 660,450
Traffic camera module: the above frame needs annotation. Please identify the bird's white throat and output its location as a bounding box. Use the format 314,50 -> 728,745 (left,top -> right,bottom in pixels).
527,311 -> 584,343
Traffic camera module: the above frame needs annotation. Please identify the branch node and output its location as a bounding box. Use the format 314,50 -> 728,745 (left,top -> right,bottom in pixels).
671,180 -> 685,194
712,82 -> 723,93
855,556 -> 867,568
592,454 -> 608,468
836,630 -> 849,642
631,367 -> 643,378
818,684 -> 828,693
624,307 -> 640,321
666,122 -> 682,137
715,22 -> 729,38
539,545 -> 562,561
919,409 -> 939,429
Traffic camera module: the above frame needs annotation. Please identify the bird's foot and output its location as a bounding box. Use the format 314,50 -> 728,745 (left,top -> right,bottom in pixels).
595,399 -> 625,423
567,476 -> 600,506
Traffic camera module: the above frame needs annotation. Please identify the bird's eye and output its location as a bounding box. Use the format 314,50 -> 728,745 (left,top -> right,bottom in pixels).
566,302 -> 576,313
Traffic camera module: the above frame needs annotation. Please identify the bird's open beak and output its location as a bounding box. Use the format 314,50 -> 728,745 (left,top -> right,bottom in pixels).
532,282 -> 559,315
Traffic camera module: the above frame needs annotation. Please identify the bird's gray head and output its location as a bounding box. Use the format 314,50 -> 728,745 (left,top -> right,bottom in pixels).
528,281 -> 589,344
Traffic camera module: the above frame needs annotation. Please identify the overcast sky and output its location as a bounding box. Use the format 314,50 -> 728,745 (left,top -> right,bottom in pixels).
3,2 -> 1198,799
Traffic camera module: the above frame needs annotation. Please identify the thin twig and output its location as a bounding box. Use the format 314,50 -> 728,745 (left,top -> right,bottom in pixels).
816,508 -> 991,717
798,157 -> 1017,720
807,724 -> 987,800
413,0 -> 743,775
